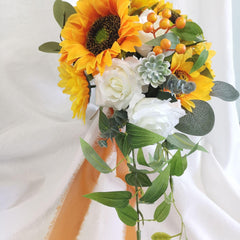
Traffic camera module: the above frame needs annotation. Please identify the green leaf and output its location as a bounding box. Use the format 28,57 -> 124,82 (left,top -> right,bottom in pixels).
154,144 -> 164,162
53,0 -> 76,28
80,138 -> 112,173
151,232 -> 171,240
154,200 -> 171,222
167,133 -> 206,152
125,172 -> 152,187
116,205 -> 138,226
175,100 -> 215,136
126,123 -> 165,149
137,148 -> 149,166
115,133 -> 131,157
84,191 -> 132,208
186,54 -> 199,63
190,49 -> 209,74
127,163 -> 152,175
148,150 -> 165,173
146,32 -> 180,50
200,68 -> 214,79
171,22 -> 203,41
38,41 -> 61,53
140,166 -> 170,203
187,142 -> 208,156
99,109 -> 110,134
210,81 -> 239,101
170,150 -> 187,176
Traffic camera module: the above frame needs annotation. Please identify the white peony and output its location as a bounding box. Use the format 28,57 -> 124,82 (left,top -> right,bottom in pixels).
127,94 -> 186,138
136,9 -> 165,57
95,57 -> 142,110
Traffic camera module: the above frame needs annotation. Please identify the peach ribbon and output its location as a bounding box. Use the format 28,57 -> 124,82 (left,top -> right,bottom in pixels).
46,139 -> 136,240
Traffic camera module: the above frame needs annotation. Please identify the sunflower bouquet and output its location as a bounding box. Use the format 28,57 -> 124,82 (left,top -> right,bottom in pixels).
39,0 -> 239,239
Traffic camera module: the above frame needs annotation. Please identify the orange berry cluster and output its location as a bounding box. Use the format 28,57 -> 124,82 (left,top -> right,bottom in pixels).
153,40 -> 186,55
142,9 -> 187,55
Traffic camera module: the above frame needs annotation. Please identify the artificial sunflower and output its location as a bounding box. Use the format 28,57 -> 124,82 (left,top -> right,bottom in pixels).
58,62 -> 90,121
59,0 -> 142,75
171,46 -> 215,112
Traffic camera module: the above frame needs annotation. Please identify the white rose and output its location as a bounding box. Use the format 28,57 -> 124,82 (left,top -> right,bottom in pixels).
127,94 -> 186,138
95,57 -> 142,110
136,9 -> 165,57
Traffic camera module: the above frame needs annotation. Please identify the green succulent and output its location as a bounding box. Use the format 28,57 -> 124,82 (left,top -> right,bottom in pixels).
137,53 -> 171,88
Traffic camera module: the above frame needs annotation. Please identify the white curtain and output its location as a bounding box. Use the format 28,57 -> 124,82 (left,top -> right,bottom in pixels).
0,0 -> 240,239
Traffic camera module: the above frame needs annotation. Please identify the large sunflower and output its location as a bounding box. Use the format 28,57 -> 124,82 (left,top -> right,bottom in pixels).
171,44 -> 215,112
59,0 -> 142,75
58,62 -> 90,121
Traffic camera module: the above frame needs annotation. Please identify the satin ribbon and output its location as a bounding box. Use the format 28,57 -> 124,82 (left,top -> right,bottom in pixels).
46,138 -> 137,240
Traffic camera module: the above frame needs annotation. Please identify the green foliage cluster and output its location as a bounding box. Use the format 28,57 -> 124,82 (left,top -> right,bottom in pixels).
80,111 -> 208,239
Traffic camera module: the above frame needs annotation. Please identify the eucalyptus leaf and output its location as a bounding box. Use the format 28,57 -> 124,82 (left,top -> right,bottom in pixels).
171,22 -> 203,41
167,133 -> 206,152
154,200 -> 171,222
125,172 -> 152,187
116,205 -> 138,226
210,81 -> 239,101
145,32 -> 180,50
38,41 -> 61,53
151,232 -> 171,240
53,0 -> 76,28
140,166 -> 170,203
98,139 -> 108,148
80,138 -> 112,173
84,191 -> 132,208
137,148 -> 149,167
170,150 -> 187,176
175,100 -> 215,136
126,123 -> 165,149
190,49 -> 209,74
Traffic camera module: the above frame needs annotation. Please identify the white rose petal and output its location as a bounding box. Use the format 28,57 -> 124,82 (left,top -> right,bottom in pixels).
127,96 -> 186,138
95,58 -> 142,110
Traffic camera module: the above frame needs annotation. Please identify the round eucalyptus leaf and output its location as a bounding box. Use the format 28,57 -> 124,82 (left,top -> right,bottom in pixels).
175,100 -> 215,136
210,81 -> 239,101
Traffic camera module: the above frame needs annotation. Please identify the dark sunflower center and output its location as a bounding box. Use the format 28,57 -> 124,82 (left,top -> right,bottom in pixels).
86,15 -> 121,56
175,70 -> 189,81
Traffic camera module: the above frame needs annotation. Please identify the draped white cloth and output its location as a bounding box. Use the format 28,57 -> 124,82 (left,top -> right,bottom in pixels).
0,0 -> 240,239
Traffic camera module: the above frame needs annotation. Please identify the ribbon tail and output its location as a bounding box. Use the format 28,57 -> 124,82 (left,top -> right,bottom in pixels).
115,144 -> 137,240
46,139 -> 114,240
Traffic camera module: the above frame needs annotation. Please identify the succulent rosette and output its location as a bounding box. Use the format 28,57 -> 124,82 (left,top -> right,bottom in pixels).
39,0 -> 239,239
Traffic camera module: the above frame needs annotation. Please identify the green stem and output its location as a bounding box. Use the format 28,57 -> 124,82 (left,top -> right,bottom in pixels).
171,233 -> 182,238
171,180 -> 187,240
132,150 -> 141,240
137,219 -> 155,222
111,157 -> 125,172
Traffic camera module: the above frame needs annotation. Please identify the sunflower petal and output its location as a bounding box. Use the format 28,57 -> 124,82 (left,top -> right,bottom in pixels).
120,36 -> 142,52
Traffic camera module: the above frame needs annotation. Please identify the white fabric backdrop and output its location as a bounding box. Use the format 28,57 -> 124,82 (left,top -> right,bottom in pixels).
0,0 -> 240,239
